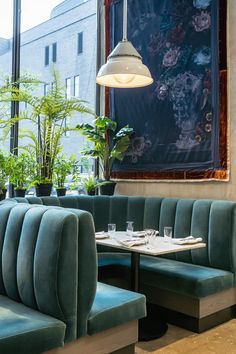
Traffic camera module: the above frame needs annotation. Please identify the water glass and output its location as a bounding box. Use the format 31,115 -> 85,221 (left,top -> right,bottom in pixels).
108,223 -> 116,237
164,226 -> 173,242
126,221 -> 134,236
145,229 -> 157,247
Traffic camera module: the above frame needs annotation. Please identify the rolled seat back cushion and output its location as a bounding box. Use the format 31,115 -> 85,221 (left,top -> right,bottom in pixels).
0,203 -> 78,341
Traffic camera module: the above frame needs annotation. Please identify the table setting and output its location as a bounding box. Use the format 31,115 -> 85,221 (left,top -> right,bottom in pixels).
95,222 -> 205,255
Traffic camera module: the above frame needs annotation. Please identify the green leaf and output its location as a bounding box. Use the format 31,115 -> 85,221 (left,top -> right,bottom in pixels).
114,126 -> 134,140
111,135 -> 131,161
95,116 -> 117,131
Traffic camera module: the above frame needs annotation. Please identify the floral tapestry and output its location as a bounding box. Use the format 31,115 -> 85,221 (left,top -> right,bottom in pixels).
106,0 -> 228,180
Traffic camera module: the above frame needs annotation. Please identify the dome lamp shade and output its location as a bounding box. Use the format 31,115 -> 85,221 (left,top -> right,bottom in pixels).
96,0 -> 153,88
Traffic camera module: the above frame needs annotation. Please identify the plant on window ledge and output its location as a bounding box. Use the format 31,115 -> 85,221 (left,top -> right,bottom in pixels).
53,154 -> 80,196
0,151 -> 9,201
8,152 -> 36,197
81,175 -> 109,196
1,70 -> 92,196
77,116 -> 133,194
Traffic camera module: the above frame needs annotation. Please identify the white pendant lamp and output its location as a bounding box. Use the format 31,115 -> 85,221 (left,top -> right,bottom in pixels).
96,0 -> 153,88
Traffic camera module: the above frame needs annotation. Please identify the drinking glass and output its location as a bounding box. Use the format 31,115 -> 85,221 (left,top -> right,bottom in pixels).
144,229 -> 157,247
126,221 -> 134,236
164,226 -> 173,242
108,223 -> 116,237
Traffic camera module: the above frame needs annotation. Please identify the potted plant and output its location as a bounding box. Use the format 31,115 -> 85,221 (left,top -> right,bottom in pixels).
81,175 -> 109,196
53,154 -> 80,197
0,152 -> 9,201
77,116 -> 134,195
8,152 -> 35,197
2,71 -> 92,196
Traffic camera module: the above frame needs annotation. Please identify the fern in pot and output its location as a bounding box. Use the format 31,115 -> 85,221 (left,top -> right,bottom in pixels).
2,71 -> 92,196
81,175 -> 110,196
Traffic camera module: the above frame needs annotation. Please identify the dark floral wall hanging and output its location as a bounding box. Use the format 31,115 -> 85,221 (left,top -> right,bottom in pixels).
105,0 -> 227,180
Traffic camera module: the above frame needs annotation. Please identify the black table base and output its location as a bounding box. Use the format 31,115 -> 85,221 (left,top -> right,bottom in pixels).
138,303 -> 168,341
130,253 -> 168,341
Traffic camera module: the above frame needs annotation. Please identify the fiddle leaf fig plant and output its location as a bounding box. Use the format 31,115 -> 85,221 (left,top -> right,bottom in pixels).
77,116 -> 133,180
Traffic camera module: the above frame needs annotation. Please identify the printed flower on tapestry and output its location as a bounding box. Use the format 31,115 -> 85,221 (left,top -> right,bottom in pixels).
192,11 -> 211,32
163,47 -> 181,67
193,0 -> 211,10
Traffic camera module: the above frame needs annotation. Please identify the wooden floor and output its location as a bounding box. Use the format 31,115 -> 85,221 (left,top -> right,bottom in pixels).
136,320 -> 236,353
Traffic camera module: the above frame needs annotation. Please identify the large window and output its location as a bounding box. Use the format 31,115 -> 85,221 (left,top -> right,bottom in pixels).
0,0 -> 13,151
18,0 -> 97,156
0,0 -> 97,190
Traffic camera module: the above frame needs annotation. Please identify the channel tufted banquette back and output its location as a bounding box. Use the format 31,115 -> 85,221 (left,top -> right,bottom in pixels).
10,196 -> 236,275
0,202 -> 98,341
0,202 -> 79,341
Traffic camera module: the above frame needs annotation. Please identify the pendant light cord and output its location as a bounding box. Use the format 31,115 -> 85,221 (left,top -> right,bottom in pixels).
123,0 -> 127,41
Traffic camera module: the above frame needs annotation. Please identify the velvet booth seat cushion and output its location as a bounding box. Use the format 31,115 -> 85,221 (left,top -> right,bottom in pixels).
98,253 -> 131,280
140,257 -> 234,298
88,282 -> 146,335
98,254 -> 234,298
0,295 -> 65,354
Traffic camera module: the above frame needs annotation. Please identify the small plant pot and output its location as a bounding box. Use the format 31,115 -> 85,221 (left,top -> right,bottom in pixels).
99,181 -> 116,196
56,188 -> 67,197
14,189 -> 26,198
0,188 -> 7,201
35,183 -> 53,197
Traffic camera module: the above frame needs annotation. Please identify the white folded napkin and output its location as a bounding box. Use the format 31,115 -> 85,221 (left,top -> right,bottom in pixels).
117,239 -> 146,248
132,231 -> 147,237
95,231 -> 110,239
132,230 -> 159,237
171,236 -> 203,245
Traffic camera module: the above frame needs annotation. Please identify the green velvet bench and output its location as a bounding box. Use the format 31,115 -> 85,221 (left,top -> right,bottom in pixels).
0,202 -> 146,354
9,195 -> 236,332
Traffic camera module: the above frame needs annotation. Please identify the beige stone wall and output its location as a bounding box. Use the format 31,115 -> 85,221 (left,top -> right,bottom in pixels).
116,0 -> 236,201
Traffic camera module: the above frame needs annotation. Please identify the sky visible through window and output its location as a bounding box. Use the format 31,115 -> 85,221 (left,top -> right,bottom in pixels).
0,0 -> 63,38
